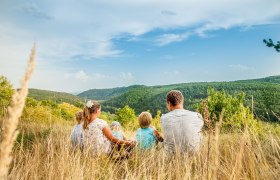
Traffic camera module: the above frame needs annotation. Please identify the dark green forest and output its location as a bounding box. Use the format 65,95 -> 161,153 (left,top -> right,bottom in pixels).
28,89 -> 84,108
27,75 -> 280,122
78,75 -> 280,122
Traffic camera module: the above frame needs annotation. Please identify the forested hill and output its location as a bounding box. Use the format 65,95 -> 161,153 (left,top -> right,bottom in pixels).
236,75 -> 280,84
78,75 -> 280,122
28,89 -> 84,107
78,85 -> 145,100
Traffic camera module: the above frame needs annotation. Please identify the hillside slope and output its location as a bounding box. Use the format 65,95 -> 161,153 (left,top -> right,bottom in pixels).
78,75 -> 280,121
28,89 -> 84,107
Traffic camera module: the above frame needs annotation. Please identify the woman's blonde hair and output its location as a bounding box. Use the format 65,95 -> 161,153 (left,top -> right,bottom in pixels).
138,111 -> 152,128
83,100 -> 101,129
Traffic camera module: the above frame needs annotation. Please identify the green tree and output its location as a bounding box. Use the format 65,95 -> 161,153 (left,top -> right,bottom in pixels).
0,76 -> 14,116
114,105 -> 136,125
152,110 -> 162,131
263,39 -> 280,52
199,89 -> 255,130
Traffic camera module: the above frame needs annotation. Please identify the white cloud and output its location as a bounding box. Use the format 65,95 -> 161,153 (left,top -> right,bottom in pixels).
155,33 -> 191,46
229,64 -> 253,71
64,70 -> 108,82
161,10 -> 177,16
120,72 -> 134,81
74,71 -> 90,82
163,71 -> 180,76
22,2 -> 53,20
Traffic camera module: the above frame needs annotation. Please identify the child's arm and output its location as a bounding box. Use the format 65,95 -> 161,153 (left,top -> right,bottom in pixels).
153,129 -> 164,142
103,127 -> 135,147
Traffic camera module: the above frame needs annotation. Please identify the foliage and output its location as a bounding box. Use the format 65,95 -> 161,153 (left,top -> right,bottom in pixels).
152,110 -> 162,131
0,76 -> 14,116
96,76 -> 280,122
263,38 -> 280,52
57,102 -> 81,121
78,86 -> 131,100
28,88 -> 84,108
198,89 -> 261,132
21,97 -> 82,124
99,111 -> 115,123
114,105 -> 136,125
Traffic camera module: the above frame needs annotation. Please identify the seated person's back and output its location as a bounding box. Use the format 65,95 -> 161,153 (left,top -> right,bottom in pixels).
160,90 -> 204,154
136,112 -> 163,150
161,109 -> 203,153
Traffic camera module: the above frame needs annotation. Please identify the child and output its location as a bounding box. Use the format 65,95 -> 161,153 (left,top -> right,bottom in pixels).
110,121 -> 127,140
71,111 -> 84,151
136,112 -> 163,150
110,121 -> 134,159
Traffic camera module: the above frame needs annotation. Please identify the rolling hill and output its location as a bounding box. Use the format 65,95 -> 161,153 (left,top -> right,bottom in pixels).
78,75 -> 280,122
28,89 -> 85,107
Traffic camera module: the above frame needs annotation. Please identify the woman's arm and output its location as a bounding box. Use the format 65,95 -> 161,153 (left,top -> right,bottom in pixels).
122,131 -> 127,140
103,127 -> 134,146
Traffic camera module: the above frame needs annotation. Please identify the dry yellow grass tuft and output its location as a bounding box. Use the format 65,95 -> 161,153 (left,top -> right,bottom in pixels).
0,44 -> 36,180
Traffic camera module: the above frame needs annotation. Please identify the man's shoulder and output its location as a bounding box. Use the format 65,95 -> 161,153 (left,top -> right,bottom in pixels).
161,109 -> 203,121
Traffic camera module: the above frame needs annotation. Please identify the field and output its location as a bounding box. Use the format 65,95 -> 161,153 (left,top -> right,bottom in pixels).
3,118 -> 280,180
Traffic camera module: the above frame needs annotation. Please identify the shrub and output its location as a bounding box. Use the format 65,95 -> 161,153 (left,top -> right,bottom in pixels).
0,76 -> 14,117
114,105 -> 136,126
199,89 -> 255,131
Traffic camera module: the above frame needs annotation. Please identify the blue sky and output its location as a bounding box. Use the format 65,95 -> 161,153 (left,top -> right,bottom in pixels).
0,0 -> 280,93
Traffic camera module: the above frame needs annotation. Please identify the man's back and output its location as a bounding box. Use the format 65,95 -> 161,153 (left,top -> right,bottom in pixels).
160,109 -> 203,154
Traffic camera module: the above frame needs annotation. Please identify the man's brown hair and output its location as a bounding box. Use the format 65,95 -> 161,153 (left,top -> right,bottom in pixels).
166,90 -> 184,106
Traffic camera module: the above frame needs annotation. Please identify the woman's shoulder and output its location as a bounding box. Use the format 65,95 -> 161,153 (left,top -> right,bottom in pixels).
96,118 -> 107,124
95,118 -> 108,129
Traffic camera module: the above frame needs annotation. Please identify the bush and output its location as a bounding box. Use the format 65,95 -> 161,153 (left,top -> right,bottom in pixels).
199,89 -> 255,131
57,102 -> 81,121
0,76 -> 14,117
114,105 -> 136,126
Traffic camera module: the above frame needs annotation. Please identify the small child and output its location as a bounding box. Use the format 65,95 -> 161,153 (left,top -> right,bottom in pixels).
136,112 -> 163,150
110,121 -> 127,140
70,111 -> 84,151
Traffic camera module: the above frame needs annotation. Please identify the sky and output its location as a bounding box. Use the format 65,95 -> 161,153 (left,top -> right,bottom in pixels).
0,0 -> 280,93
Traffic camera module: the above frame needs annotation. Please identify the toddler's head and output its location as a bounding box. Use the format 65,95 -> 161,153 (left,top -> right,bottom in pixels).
110,121 -> 122,131
75,111 -> 83,124
138,112 -> 152,128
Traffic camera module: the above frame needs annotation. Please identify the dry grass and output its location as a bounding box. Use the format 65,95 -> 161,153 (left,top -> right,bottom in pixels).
6,120 -> 280,180
0,44 -> 36,180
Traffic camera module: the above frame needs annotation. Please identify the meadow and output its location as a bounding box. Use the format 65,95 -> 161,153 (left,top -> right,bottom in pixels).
4,117 -> 280,179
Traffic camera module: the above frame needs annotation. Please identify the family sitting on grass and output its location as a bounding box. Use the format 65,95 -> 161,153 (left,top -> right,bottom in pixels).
71,90 -> 204,157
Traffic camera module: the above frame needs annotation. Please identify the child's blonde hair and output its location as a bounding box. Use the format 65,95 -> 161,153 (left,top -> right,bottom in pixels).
138,112 -> 152,128
110,121 -> 122,131
75,111 -> 83,124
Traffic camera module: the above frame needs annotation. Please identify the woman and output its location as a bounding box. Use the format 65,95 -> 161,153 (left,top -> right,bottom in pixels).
83,100 -> 135,156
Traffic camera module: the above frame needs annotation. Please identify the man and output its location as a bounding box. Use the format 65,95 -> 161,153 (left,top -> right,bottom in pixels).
160,90 -> 204,155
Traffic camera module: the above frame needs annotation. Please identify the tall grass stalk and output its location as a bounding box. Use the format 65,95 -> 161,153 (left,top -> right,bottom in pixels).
0,44 -> 36,179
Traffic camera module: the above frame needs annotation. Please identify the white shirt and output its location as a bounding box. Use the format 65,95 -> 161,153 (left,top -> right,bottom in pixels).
70,124 -> 84,150
83,118 -> 111,156
160,109 -> 204,154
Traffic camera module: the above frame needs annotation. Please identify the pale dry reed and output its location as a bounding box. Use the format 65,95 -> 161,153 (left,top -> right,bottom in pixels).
0,44 -> 36,180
